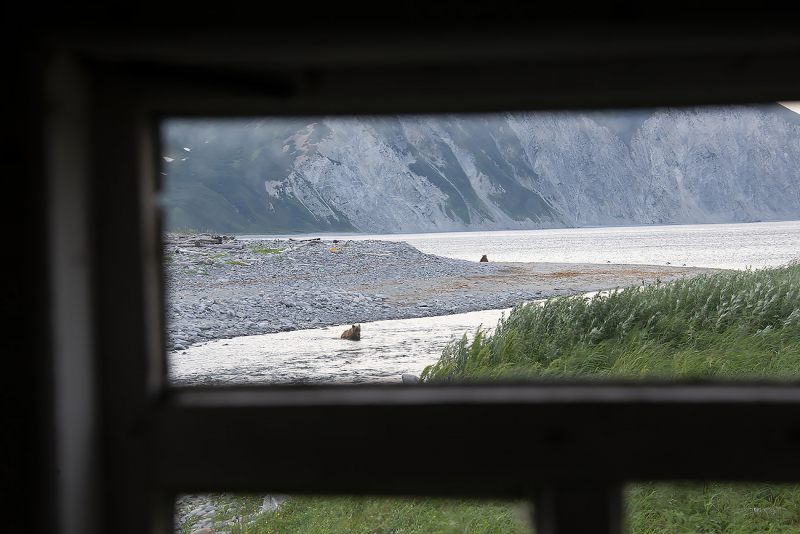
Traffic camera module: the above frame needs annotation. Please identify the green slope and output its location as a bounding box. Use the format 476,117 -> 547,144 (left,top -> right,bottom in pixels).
160,118 -> 355,234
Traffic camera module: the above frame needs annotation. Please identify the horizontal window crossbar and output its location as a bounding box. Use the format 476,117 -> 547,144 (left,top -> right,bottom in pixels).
150,384 -> 800,496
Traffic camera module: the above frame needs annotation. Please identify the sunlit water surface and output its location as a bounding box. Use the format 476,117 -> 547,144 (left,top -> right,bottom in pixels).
256,221 -> 800,271
169,308 -> 516,386
171,222 -> 800,385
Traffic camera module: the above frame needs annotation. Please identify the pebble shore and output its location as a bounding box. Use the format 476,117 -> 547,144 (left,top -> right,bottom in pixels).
174,493 -> 288,534
164,233 -> 566,351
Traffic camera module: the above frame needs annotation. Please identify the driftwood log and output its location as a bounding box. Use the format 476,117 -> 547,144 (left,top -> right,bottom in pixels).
164,233 -> 242,249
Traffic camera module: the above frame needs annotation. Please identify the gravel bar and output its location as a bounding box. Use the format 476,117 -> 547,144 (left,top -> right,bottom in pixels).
164,233 -> 716,351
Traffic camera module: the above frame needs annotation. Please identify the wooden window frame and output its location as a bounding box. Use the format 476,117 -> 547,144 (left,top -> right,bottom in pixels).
32,20 -> 800,534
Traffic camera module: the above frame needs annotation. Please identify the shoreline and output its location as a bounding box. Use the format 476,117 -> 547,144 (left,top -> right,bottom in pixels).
164,234 -> 717,351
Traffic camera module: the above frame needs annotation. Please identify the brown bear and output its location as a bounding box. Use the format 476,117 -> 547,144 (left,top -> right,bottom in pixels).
341,324 -> 361,340
479,254 -> 489,262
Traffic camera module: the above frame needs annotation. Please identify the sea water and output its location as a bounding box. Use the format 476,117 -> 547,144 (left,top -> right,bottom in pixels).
253,221 -> 800,271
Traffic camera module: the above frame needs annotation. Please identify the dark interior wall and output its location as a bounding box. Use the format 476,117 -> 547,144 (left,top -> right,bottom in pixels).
5,33 -> 54,534
6,4 -> 800,534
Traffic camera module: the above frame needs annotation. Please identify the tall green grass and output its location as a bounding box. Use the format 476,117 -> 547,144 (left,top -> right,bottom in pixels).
422,263 -> 800,382
416,263 -> 800,533
625,482 -> 800,533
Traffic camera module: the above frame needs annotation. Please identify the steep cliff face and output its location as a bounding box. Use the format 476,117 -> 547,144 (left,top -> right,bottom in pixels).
506,111 -> 651,226
160,105 -> 800,234
285,116 -> 561,233
631,107 -> 800,224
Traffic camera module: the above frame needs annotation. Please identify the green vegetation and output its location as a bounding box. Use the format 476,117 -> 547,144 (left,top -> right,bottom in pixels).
177,269 -> 209,276
182,483 -> 800,533
179,495 -> 531,534
416,263 -> 800,532
422,263 -> 800,382
251,247 -> 285,254
225,260 -> 248,266
180,485 -> 800,534
625,482 -> 800,533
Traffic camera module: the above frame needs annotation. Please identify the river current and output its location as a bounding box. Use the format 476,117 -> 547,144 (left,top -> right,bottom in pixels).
169,221 -> 800,386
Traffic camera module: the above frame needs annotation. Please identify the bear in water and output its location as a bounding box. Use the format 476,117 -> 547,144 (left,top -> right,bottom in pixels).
479,255 -> 489,262
341,324 -> 361,340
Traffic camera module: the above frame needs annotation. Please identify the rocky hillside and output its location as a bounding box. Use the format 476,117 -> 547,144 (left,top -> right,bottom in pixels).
160,104 -> 800,234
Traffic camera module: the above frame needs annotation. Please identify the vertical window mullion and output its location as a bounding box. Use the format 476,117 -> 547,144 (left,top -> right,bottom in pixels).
536,482 -> 623,534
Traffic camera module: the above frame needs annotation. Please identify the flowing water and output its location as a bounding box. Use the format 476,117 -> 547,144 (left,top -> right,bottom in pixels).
169,308 -> 518,386
170,221 -> 800,386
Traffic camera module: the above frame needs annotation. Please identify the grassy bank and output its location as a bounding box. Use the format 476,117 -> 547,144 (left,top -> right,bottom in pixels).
178,495 -> 532,534
421,263 -> 800,382
180,486 -> 800,534
625,482 -> 800,533
416,263 -> 800,532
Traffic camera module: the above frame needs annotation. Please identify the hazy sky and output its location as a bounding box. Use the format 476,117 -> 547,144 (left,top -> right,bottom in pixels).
779,101 -> 800,114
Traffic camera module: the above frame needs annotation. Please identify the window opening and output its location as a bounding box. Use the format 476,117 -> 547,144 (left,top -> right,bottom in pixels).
160,106 -> 800,388
159,106 -> 800,532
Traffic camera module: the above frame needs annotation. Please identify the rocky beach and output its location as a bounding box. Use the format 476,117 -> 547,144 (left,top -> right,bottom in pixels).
164,233 -> 716,352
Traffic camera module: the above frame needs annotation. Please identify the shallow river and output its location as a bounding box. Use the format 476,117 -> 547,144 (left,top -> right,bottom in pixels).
169,307 -> 527,386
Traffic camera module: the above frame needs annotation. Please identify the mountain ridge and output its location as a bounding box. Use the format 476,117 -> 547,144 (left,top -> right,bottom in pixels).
160,104 -> 800,234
